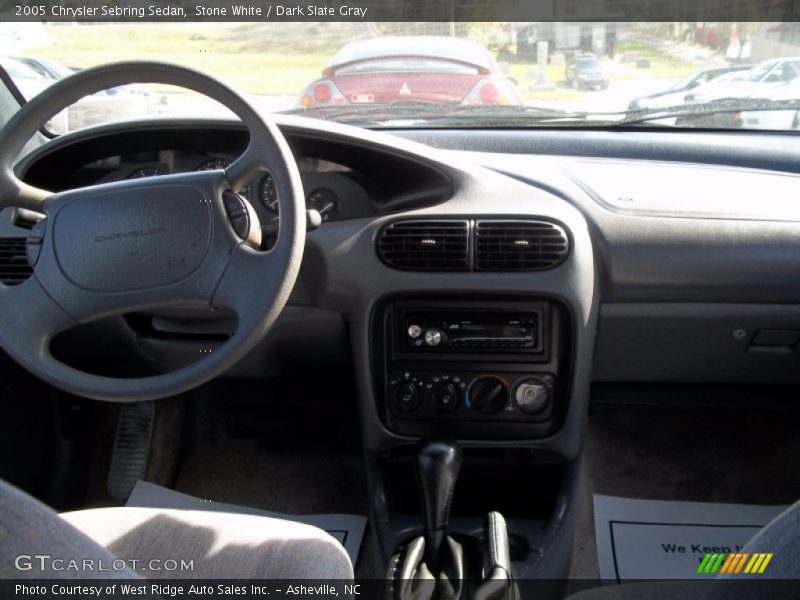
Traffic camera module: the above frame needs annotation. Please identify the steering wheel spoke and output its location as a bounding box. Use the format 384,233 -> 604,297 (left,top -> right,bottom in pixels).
0,62 -> 306,402
0,275 -> 75,364
0,173 -> 53,212
211,242 -> 293,322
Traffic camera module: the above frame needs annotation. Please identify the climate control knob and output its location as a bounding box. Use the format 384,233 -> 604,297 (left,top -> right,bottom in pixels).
392,382 -> 421,413
469,376 -> 508,414
432,382 -> 460,413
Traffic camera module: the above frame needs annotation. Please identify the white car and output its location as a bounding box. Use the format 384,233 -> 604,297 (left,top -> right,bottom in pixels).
683,57 -> 800,104
736,78 -> 800,130
0,56 -> 69,134
2,56 -> 168,132
627,65 -> 754,111
67,84 -> 165,131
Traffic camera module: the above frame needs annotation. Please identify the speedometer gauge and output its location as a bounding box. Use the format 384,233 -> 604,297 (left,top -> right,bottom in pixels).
128,166 -> 167,179
260,173 -> 278,214
197,158 -> 230,171
196,158 -> 252,201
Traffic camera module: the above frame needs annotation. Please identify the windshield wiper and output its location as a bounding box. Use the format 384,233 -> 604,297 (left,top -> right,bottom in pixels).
278,103 -> 586,126
619,97 -> 800,126
396,104 -> 593,127
278,98 -> 800,129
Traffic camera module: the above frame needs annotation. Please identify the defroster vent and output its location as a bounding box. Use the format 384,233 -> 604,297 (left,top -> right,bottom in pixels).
377,220 -> 469,271
0,238 -> 33,285
475,220 -> 569,271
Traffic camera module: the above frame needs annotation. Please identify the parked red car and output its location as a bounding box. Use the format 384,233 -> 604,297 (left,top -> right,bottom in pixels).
297,36 -> 523,110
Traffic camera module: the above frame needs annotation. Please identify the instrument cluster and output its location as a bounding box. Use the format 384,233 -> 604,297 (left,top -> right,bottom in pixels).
123,155 -> 341,222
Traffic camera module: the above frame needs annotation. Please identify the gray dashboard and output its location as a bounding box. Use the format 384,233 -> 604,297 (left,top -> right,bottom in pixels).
393,129 -> 800,385
4,118 -> 800,415
4,118 -> 796,584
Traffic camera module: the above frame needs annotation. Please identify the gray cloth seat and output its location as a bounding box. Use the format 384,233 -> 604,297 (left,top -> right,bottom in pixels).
569,501 -> 800,600
0,479 -> 353,580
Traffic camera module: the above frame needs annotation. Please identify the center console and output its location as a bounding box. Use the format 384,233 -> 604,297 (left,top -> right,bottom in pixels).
372,296 -> 572,440
367,294 -> 580,592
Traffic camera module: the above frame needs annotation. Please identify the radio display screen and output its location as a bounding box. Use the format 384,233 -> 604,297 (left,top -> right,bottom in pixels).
402,310 -> 541,351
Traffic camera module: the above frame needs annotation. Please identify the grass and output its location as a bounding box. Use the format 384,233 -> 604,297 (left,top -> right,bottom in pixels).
505,63 -> 580,102
616,39 -> 699,79
19,23 -> 366,94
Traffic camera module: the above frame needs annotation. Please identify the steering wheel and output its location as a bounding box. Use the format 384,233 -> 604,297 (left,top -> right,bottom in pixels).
0,62 -> 306,402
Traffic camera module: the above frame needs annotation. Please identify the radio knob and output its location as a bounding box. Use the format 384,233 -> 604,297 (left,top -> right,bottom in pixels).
424,328 -> 445,347
392,382 -> 420,413
407,324 -> 422,339
432,382 -> 460,413
469,376 -> 508,414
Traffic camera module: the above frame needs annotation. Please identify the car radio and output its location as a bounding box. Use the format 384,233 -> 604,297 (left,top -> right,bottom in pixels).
401,309 -> 543,353
375,298 -> 564,438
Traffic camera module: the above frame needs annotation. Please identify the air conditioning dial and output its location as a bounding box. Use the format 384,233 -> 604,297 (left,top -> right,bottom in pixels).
468,376 -> 509,414
432,382 -> 460,413
392,382 -> 421,413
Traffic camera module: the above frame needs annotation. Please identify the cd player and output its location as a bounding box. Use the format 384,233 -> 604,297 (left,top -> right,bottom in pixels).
401,310 -> 541,352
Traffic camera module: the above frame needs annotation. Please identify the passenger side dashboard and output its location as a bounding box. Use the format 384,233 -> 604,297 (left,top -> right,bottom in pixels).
395,128 -> 800,385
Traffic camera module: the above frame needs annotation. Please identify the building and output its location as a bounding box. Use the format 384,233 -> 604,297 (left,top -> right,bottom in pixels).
515,24 -> 616,60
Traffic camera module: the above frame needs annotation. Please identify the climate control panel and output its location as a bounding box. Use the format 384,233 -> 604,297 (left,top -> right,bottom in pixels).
387,371 -> 554,422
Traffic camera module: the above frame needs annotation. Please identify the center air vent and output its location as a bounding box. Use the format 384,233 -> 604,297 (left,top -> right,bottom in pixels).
474,220 -> 569,271
0,238 -> 33,285
377,220 -> 469,271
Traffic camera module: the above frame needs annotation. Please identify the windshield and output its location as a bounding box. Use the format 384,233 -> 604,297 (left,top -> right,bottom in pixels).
576,58 -> 601,69
736,61 -> 776,81
0,58 -> 34,80
1,21 -> 799,132
334,59 -> 480,76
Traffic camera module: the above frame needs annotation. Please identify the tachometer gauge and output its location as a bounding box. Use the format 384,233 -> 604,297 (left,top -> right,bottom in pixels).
128,166 -> 167,179
196,158 -> 252,201
306,188 -> 338,221
260,173 -> 278,214
197,158 -> 229,171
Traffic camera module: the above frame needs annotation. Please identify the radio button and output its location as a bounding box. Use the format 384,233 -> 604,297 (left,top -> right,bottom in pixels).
432,383 -> 460,413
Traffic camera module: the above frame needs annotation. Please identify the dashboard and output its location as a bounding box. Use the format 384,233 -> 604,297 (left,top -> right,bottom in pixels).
3,114 -> 799,579
3,118 -> 800,441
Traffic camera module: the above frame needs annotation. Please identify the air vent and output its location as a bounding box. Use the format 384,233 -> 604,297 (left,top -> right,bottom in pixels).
474,220 -> 569,271
377,220 -> 469,271
0,238 -> 33,285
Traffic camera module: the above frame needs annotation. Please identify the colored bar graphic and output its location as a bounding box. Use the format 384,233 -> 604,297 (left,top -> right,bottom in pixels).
719,553 -> 737,573
758,553 -> 773,573
704,554 -> 719,573
696,554 -> 712,574
735,553 -> 750,573
712,553 -> 726,573
701,552 -> 774,575
744,554 -> 760,573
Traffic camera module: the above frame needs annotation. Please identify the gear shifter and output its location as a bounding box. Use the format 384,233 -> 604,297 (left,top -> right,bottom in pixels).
415,440 -> 462,573
386,441 -> 514,600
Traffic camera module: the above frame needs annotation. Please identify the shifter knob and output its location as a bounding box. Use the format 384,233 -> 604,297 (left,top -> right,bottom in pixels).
416,441 -> 462,572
